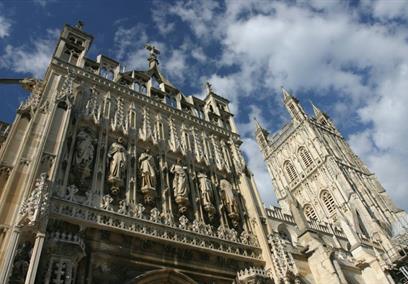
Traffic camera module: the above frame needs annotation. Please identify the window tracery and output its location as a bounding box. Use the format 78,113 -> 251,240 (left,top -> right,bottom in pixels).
284,161 -> 297,181
299,147 -> 313,168
321,191 -> 336,215
303,204 -> 317,220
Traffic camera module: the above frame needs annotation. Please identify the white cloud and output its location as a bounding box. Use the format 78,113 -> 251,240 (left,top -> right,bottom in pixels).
0,14 -> 11,38
114,25 -> 148,61
365,0 -> 408,22
166,0 -> 408,210
0,29 -> 58,78
33,0 -> 57,7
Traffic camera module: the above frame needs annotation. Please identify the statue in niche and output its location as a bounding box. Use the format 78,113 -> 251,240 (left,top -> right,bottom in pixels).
107,137 -> 127,194
220,179 -> 240,227
171,158 -> 190,214
197,173 -> 216,220
138,148 -> 156,204
9,241 -> 32,283
73,130 -> 94,180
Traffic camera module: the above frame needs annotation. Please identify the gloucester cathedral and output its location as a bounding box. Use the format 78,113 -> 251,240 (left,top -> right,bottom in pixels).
0,22 -> 407,284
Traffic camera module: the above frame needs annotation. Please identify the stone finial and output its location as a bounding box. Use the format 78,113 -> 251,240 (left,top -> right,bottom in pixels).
75,20 -> 84,30
205,81 -> 213,95
281,86 -> 292,101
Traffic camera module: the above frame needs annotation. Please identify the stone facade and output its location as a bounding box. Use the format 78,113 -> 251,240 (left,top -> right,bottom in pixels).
256,88 -> 408,283
0,22 -> 407,284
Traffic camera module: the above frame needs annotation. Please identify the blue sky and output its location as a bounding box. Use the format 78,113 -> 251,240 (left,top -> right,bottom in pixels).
1,0 -> 408,210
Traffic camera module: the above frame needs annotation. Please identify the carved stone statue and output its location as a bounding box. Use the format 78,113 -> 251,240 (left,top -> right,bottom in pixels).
139,148 -> 155,182
107,137 -> 127,194
73,130 -> 94,180
197,173 -> 216,220
138,148 -> 156,204
220,179 -> 240,227
171,158 -> 189,214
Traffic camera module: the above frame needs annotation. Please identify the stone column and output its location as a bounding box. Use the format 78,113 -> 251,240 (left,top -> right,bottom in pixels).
25,231 -> 46,284
0,227 -> 21,283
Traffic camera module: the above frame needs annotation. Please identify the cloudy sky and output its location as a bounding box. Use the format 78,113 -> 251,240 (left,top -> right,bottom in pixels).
1,0 -> 407,210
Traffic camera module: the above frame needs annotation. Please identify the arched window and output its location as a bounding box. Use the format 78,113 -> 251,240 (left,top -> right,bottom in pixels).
321,191 -> 336,214
299,147 -> 313,167
304,204 -> 317,220
284,161 -> 298,181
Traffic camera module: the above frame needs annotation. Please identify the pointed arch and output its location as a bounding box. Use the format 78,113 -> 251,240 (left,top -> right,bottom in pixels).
127,269 -> 197,284
284,160 -> 298,181
298,146 -> 313,168
321,190 -> 336,215
303,204 -> 317,220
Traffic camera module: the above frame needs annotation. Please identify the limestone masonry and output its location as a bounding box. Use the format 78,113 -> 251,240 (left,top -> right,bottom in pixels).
0,22 -> 407,284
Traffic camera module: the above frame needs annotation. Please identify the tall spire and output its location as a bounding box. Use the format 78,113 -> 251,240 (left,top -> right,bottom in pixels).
280,87 -> 305,123
254,117 -> 269,157
309,100 -> 322,117
281,86 -> 292,102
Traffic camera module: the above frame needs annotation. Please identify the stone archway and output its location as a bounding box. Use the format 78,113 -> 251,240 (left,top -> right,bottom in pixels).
127,268 -> 197,284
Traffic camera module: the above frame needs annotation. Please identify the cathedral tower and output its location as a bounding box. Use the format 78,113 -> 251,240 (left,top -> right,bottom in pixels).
256,88 -> 408,283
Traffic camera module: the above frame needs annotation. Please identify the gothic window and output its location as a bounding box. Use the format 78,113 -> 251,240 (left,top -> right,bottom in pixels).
67,33 -> 84,46
284,161 -> 297,181
321,191 -> 336,215
129,111 -> 136,128
61,46 -> 79,65
158,122 -> 164,140
304,204 -> 317,220
299,147 -> 313,168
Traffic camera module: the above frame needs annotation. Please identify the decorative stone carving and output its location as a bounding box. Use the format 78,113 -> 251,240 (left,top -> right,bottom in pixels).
138,107 -> 155,143
65,185 -> 79,202
111,96 -> 128,134
101,194 -> 113,211
236,267 -> 274,284
117,200 -> 128,215
179,215 -> 189,230
171,158 -> 190,214
56,71 -> 75,103
107,137 -> 127,194
150,208 -> 161,223
139,148 -> 156,204
84,87 -> 101,123
219,179 -> 240,227
134,203 -> 145,218
18,173 -> 49,227
53,197 -> 262,254
197,173 -> 216,220
18,79 -> 44,114
168,117 -> 181,153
